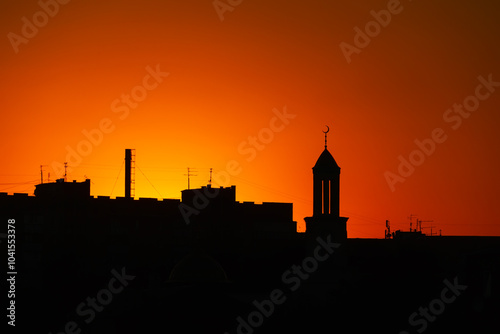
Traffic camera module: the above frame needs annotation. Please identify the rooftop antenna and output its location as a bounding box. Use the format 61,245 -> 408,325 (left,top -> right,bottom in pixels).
323,125 -> 330,149
421,225 -> 437,236
64,162 -> 68,181
408,213 -> 418,232
185,168 -> 197,190
416,219 -> 434,233
40,165 -> 47,184
208,168 -> 213,186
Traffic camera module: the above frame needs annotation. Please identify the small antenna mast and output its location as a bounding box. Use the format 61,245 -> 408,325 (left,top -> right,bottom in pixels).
408,214 -> 418,232
184,168 -> 197,190
64,162 -> 68,181
208,168 -> 213,186
40,165 -> 47,184
416,219 -> 434,233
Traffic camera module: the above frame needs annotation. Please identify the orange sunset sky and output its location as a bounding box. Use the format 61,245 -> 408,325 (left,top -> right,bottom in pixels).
1,0 -> 499,237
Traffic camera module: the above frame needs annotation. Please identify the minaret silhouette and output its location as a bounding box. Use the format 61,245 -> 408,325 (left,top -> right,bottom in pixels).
305,126 -> 348,241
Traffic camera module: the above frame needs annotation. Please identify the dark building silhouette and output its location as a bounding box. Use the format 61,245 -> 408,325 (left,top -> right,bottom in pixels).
305,130 -> 348,241
181,185 -> 296,237
1,130 -> 500,333
34,177 -> 91,199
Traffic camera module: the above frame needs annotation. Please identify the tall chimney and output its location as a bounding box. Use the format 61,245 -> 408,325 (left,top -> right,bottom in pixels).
125,149 -> 131,198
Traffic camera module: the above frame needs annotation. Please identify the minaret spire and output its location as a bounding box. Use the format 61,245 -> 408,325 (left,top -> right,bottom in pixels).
323,125 -> 330,149
305,125 -> 348,241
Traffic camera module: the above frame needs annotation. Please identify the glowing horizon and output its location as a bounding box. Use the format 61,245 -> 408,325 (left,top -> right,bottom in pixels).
1,0 -> 500,238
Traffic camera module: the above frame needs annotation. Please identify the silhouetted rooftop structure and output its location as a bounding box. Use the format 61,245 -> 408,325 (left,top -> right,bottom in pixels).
305,128 -> 348,241
34,178 -> 91,199
313,148 -> 340,171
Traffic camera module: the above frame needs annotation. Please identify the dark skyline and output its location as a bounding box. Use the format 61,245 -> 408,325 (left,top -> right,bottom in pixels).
1,1 -> 500,237
2,142 -> 500,333
1,1 -> 500,332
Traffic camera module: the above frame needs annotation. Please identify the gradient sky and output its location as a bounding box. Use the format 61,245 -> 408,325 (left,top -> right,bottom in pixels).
1,0 -> 499,237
